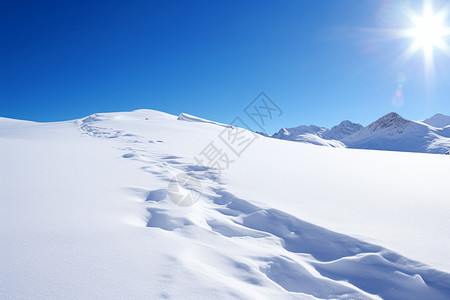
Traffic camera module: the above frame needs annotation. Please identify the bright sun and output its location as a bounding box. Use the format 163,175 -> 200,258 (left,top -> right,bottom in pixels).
413,15 -> 446,50
404,2 -> 450,61
410,8 -> 449,56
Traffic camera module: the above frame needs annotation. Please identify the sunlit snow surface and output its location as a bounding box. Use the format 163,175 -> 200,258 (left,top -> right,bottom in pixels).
1,109 -> 450,299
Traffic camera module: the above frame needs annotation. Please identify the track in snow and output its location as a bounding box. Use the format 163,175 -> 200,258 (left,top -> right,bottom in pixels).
74,113 -> 450,300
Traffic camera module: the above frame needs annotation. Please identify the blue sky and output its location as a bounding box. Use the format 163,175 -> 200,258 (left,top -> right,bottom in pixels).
1,0 -> 450,133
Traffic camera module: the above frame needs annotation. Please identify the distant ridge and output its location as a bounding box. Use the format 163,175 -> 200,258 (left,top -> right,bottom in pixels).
269,112 -> 450,154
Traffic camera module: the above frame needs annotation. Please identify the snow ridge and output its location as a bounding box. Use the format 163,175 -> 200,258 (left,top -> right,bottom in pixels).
177,112 -> 230,128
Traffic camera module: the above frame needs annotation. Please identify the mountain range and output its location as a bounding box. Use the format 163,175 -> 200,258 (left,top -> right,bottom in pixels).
270,112 -> 450,154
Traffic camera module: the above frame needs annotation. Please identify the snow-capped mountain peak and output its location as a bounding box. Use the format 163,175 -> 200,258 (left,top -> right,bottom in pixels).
423,113 -> 450,128
273,127 -> 292,138
366,112 -> 410,132
322,120 -> 363,140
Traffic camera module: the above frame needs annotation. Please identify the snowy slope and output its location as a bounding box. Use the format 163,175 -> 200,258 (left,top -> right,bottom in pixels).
1,110 -> 450,299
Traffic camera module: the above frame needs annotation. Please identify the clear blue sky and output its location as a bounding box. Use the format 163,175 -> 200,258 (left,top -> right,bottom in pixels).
1,0 -> 450,133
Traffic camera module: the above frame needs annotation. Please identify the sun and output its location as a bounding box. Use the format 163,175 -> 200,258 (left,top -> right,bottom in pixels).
412,13 -> 446,51
403,2 -> 450,61
408,6 -> 450,57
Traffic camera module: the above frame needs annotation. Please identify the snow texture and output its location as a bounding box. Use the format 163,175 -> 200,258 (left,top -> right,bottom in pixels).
1,109 -> 450,299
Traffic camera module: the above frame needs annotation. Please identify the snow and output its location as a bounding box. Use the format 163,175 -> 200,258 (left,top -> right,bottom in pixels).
288,133 -> 345,148
1,109 -> 450,299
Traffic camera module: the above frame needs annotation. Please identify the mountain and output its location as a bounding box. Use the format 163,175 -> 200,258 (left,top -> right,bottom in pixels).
423,113 -> 450,128
272,125 -> 326,139
272,125 -> 344,147
2,109 -> 450,299
322,120 -> 364,140
343,112 -> 432,152
271,121 -> 362,148
271,112 -> 450,154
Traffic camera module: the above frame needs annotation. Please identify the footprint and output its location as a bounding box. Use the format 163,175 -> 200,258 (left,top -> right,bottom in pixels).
259,256 -> 365,299
146,208 -> 193,231
146,189 -> 168,202
162,155 -> 182,160
207,219 -> 268,238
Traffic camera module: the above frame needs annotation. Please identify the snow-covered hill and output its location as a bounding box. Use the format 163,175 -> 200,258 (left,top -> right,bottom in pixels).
1,110 -> 450,299
271,113 -> 450,154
